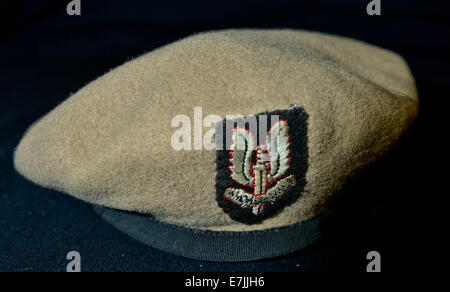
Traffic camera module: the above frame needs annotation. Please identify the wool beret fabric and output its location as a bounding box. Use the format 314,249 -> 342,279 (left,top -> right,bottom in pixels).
14,29 -> 418,238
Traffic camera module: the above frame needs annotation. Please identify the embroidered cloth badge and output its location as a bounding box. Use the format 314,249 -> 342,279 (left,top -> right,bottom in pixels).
216,106 -> 308,224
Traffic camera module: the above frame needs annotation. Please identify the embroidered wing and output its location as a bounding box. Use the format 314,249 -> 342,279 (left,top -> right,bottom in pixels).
229,128 -> 255,187
266,120 -> 290,183
224,188 -> 258,208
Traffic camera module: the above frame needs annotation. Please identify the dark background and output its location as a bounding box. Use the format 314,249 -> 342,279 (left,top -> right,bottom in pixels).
0,0 -> 449,272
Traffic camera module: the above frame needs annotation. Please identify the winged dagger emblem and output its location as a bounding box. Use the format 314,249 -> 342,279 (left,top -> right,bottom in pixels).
225,120 -> 296,216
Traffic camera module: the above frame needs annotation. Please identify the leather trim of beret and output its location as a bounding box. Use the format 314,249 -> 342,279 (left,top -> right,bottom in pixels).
92,205 -> 332,262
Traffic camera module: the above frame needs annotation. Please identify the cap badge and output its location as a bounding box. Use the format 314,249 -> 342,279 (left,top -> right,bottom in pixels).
216,107 -> 308,224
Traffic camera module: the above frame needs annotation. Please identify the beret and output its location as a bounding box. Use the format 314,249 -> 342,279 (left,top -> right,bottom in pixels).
14,29 -> 418,261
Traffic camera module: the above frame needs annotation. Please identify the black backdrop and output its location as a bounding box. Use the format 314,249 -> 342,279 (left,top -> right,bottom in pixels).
0,0 -> 449,272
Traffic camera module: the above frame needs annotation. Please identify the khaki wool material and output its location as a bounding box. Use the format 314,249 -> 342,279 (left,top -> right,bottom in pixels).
14,29 -> 419,232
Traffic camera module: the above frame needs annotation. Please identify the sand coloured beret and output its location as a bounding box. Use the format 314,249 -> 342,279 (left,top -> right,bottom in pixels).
14,29 -> 418,261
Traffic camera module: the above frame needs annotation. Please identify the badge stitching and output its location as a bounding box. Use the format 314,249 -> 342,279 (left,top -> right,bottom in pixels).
225,120 -> 296,215
215,106 -> 308,224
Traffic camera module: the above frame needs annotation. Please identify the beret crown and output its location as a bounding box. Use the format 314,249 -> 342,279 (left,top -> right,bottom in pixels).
14,29 -> 418,232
